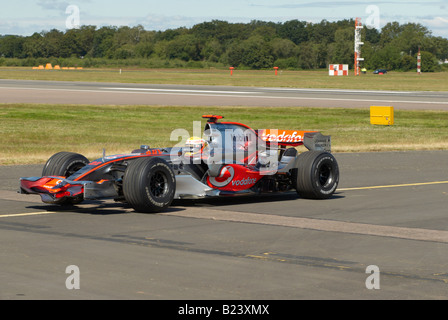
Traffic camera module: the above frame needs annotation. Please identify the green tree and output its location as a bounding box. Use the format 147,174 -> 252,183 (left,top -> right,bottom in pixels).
240,36 -> 274,69
380,22 -> 403,46
390,23 -> 431,56
309,20 -> 335,44
59,26 -> 95,58
370,44 -> 402,70
77,25 -> 96,57
270,38 -> 298,60
201,39 -> 224,62
277,20 -> 309,45
91,26 -> 116,58
164,34 -> 203,61
1,18 -> 447,71
135,41 -> 154,58
0,35 -> 25,58
399,54 -> 415,71
41,29 -> 64,57
420,51 -> 439,72
22,33 -> 45,58
297,42 -> 319,69
223,40 -> 244,67
251,25 -> 277,42
364,27 -> 380,44
224,36 -> 274,69
428,36 -> 448,60
329,27 -> 354,66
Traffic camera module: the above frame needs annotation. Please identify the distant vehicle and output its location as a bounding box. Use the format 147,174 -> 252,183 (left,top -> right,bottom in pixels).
373,69 -> 387,74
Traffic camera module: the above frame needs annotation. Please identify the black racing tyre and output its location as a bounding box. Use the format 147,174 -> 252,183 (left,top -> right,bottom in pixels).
42,152 -> 89,205
293,151 -> 339,199
123,157 -> 176,213
42,152 -> 89,178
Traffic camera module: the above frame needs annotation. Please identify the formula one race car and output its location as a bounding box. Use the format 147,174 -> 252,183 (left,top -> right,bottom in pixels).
20,115 -> 339,213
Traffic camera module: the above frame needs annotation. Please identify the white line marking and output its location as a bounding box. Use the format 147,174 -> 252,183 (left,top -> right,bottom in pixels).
262,87 -> 422,95
101,87 -> 254,94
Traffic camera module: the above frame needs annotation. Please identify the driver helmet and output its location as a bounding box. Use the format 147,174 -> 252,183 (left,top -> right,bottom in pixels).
184,136 -> 208,158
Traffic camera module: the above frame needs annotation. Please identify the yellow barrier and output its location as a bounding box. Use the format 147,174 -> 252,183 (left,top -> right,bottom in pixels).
32,64 -> 81,70
370,106 -> 394,125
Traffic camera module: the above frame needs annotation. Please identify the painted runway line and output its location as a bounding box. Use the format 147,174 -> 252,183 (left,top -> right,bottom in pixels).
338,180 -> 448,191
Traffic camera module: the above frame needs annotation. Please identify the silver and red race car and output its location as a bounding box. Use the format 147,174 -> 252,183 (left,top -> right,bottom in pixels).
20,115 -> 339,213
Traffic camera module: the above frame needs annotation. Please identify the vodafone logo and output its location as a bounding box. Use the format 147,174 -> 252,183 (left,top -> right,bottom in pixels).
258,129 -> 313,144
232,178 -> 257,186
261,131 -> 302,143
208,166 -> 234,187
208,166 -> 258,189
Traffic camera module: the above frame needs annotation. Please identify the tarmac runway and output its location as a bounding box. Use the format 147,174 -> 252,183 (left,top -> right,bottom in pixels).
1,151 -> 448,300
1,79 -> 448,110
1,79 -> 448,302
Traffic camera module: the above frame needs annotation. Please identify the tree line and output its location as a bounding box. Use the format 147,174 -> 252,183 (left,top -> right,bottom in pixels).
1,19 -> 447,71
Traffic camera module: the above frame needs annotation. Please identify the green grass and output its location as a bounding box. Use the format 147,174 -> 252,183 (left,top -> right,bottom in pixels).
1,103 -> 447,165
1,67 -> 448,91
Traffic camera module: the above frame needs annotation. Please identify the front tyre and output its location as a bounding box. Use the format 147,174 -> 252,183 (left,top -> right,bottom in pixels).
293,151 -> 339,199
123,157 -> 176,213
42,152 -> 90,205
42,152 -> 89,177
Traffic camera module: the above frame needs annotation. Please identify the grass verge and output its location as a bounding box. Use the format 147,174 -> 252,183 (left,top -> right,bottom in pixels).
1,103 -> 447,165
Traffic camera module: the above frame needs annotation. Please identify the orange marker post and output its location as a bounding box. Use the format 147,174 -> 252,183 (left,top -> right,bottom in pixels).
229,67 -> 234,76
274,67 -> 279,75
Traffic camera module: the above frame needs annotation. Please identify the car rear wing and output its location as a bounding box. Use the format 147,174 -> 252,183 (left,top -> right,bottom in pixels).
303,132 -> 331,152
257,129 -> 331,152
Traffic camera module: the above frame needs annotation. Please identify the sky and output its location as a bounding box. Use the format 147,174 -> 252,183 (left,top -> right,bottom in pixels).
1,0 -> 448,38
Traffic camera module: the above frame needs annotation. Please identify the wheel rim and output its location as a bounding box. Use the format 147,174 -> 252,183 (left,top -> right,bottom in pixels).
149,171 -> 168,198
318,163 -> 333,188
65,162 -> 86,177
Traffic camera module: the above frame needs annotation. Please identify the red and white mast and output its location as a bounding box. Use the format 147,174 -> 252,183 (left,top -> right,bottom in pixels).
354,18 -> 364,76
417,46 -> 421,74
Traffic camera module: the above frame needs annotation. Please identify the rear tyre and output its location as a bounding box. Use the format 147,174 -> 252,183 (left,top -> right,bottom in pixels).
42,152 -> 89,205
293,151 -> 339,199
123,157 -> 176,213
